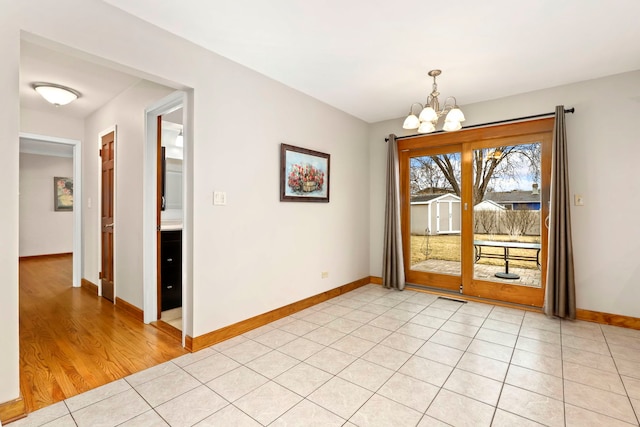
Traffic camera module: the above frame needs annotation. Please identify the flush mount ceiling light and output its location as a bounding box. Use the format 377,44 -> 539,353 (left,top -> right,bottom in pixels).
32,83 -> 81,106
403,70 -> 465,133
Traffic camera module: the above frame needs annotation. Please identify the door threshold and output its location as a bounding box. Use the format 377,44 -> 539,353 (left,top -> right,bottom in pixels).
150,320 -> 182,342
405,283 -> 543,313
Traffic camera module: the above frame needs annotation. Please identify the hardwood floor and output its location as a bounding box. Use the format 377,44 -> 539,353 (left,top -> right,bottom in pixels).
19,254 -> 187,412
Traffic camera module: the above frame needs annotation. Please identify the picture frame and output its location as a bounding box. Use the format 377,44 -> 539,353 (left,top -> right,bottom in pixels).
54,177 -> 73,211
280,144 -> 330,203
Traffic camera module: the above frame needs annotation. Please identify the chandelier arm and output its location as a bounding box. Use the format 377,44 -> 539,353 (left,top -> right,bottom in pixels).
409,102 -> 424,115
441,96 -> 458,113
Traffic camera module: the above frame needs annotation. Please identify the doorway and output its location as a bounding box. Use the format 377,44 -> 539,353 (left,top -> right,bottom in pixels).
158,109 -> 184,331
399,118 -> 553,307
143,91 -> 189,345
18,133 -> 82,288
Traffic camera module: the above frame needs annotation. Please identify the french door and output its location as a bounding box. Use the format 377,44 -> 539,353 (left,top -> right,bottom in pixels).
399,118 -> 553,307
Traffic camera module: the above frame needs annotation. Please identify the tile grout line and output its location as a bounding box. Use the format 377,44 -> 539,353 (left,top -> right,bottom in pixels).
418,299 -> 484,425
600,323 -> 640,426
486,303 -> 523,426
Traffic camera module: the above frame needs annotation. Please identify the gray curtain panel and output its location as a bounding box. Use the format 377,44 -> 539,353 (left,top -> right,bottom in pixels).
382,134 -> 405,290
544,106 -> 576,319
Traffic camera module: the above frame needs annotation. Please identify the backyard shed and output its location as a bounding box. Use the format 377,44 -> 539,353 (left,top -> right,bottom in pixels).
410,194 -> 461,235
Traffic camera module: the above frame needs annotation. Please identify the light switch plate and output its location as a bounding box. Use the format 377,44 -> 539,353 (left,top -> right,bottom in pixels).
574,194 -> 584,206
213,191 -> 227,205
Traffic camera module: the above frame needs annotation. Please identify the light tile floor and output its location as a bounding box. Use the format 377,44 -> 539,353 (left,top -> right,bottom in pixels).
12,284 -> 640,426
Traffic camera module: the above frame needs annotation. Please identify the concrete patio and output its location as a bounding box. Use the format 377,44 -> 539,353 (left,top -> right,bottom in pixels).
411,259 -> 541,288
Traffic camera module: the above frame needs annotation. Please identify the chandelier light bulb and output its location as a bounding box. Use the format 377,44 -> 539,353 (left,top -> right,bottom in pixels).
443,120 -> 462,132
419,107 -> 438,123
445,107 -> 466,123
402,114 -> 420,130
418,121 -> 436,133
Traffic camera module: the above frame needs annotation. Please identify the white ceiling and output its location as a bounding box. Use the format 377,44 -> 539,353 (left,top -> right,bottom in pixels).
18,1 -> 640,124
101,0 -> 640,123
20,40 -> 141,119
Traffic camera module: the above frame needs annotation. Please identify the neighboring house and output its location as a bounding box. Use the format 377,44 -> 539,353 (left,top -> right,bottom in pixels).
410,193 -> 461,235
474,200 -> 506,211
483,189 -> 541,210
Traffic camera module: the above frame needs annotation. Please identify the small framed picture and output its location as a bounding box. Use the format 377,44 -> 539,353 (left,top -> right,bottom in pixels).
280,144 -> 330,203
54,177 -> 73,211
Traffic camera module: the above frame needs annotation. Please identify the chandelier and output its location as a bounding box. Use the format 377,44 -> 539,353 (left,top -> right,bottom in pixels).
402,69 -> 465,133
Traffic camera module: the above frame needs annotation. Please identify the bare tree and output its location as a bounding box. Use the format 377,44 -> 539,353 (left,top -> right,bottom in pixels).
410,156 -> 450,194
410,144 -> 541,203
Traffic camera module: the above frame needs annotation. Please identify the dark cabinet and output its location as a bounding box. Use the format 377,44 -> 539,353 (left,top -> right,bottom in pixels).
161,230 -> 182,311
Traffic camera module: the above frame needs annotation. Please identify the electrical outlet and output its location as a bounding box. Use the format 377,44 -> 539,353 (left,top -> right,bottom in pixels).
321,272 -> 329,279
574,194 -> 584,206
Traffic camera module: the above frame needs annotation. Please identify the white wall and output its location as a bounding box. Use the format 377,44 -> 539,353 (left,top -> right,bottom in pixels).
84,79 -> 174,309
190,72 -> 370,336
0,0 -> 21,406
19,153 -> 74,256
21,108 -> 84,141
369,70 -> 640,318
0,0 -> 371,406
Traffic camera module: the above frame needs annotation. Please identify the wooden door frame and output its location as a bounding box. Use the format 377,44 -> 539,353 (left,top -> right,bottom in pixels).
156,118 -> 163,319
398,118 -> 554,307
143,91 -> 189,347
19,132 -> 83,288
98,126 -> 117,298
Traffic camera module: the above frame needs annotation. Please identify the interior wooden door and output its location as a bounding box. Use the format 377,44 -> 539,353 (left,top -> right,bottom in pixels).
101,131 -> 115,302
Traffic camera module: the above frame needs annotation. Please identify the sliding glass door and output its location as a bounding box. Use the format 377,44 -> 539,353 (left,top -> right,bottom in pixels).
399,119 -> 553,307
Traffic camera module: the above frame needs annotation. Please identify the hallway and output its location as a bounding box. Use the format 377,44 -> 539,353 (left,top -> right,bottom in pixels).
19,254 -> 187,412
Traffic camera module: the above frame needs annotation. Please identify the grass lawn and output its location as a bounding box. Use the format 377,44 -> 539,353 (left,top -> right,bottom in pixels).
411,233 -> 541,269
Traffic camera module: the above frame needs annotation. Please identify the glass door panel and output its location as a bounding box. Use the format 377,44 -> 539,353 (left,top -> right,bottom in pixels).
472,143 -> 542,286
465,136 -> 550,307
403,147 -> 462,291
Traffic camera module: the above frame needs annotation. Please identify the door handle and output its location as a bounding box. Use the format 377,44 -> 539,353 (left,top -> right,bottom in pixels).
104,223 -> 114,228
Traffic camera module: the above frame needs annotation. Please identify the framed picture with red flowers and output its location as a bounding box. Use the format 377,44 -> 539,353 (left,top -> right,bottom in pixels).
54,176 -> 73,211
280,144 -> 330,202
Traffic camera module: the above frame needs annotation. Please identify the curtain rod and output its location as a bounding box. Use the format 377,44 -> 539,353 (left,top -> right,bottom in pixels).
385,107 -> 575,142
